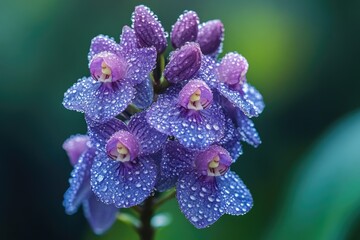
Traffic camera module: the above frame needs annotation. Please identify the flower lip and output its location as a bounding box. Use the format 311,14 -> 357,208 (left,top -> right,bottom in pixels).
217,52 -> 248,87
195,145 -> 232,177
178,80 -> 213,111
106,130 -> 140,162
90,52 -> 128,83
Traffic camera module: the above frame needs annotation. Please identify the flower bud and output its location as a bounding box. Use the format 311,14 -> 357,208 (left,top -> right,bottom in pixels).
171,11 -> 199,49
164,42 -> 202,84
217,52 -> 248,86
197,20 -> 224,55
132,5 -> 167,54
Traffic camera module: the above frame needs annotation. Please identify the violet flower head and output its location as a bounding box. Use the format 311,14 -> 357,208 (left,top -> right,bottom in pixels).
147,80 -> 225,149
197,20 -> 224,56
88,111 -> 167,208
63,135 -> 118,234
62,5 -> 264,235
133,5 -> 168,54
164,42 -> 202,84
171,10 -> 199,49
212,52 -> 264,117
158,141 -> 252,228
63,27 -> 157,123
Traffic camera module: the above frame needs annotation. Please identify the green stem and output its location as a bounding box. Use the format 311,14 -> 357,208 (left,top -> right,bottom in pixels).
138,196 -> 155,240
153,189 -> 176,210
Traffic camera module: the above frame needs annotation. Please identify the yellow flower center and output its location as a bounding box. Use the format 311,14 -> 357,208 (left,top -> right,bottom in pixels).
115,142 -> 130,162
97,61 -> 112,82
187,89 -> 203,110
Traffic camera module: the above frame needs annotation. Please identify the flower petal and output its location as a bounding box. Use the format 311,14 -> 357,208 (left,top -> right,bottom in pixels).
236,110 -> 261,147
63,77 -> 135,123
119,25 -> 139,53
133,5 -> 168,53
218,171 -> 253,215
221,135 -> 243,161
196,20 -> 224,56
176,171 -> 226,228
128,111 -> 167,155
86,117 -> 128,151
62,134 -> 90,166
171,10 -> 199,49
147,91 -> 225,149
216,82 -> 263,118
156,141 -> 195,192
63,149 -> 95,214
123,47 -> 157,86
132,77 -> 153,109
91,153 -> 157,208
242,82 -> 265,116
88,35 -> 120,62
217,119 -> 243,161
83,193 -> 118,235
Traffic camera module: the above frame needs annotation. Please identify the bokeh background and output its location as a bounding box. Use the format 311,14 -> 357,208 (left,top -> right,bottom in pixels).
1,0 -> 360,239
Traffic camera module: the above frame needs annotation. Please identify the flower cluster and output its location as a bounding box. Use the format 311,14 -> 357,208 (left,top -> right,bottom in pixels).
62,5 -> 264,234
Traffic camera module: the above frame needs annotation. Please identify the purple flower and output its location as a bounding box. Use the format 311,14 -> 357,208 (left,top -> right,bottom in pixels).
195,54 -> 264,118
88,111 -> 167,208
164,42 -> 202,84
197,20 -> 224,56
147,80 -> 225,149
63,26 -> 157,123
158,141 -> 252,228
132,5 -> 167,54
63,135 -> 118,234
171,11 -> 199,49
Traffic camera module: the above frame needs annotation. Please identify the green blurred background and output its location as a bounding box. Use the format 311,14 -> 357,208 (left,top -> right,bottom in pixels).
1,0 -> 360,239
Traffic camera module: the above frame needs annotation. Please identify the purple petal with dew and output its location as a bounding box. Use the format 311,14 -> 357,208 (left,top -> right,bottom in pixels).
86,117 -> 128,150
217,119 -> 243,161
63,77 -> 135,123
83,193 -> 118,235
236,110 -> 261,147
221,133 -> 243,161
174,103 -> 226,150
147,91 -> 225,149
218,171 -> 253,215
132,77 -> 153,109
123,47 -> 157,86
242,82 -> 265,116
164,42 -> 202,84
171,10 -> 199,49
197,20 -> 224,57
215,82 -> 263,118
91,153 -> 157,208
63,149 -> 95,214
88,35 -> 120,62
63,134 -> 90,166
132,5 -> 168,53
119,25 -> 139,53
146,89 -> 178,135
128,111 -> 167,155
156,141 -> 196,192
176,171 -> 226,228
195,55 -> 217,88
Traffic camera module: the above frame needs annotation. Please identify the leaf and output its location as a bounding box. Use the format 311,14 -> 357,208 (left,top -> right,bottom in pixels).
267,110 -> 360,240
